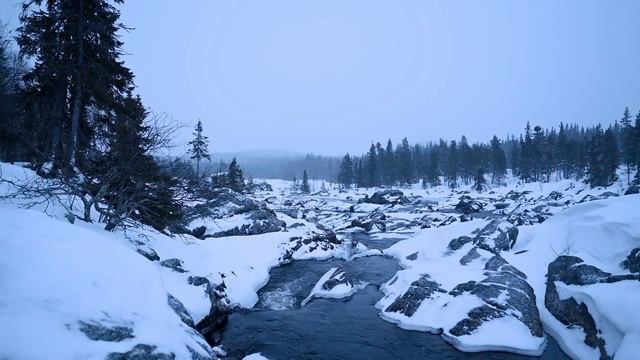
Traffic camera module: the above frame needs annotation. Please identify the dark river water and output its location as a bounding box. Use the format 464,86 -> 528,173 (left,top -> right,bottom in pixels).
220,235 -> 569,360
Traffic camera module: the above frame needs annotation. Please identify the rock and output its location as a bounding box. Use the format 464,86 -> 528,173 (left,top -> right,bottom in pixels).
437,216 -> 457,227
322,267 -> 353,291
78,321 -> 134,342
188,276 -> 211,287
458,214 -> 473,222
449,281 -> 477,297
578,191 -> 619,203
345,211 -> 386,232
454,196 -> 484,214
167,294 -> 195,328
196,282 -> 231,345
449,255 -> 543,340
160,258 -> 187,273
545,256 -> 609,359
472,219 -> 518,253
545,256 -> 640,359
191,226 -> 206,239
459,247 -> 481,265
361,190 -> 410,205
136,246 -> 160,262
106,344 -> 175,360
448,236 -> 473,251
405,252 -> 419,261
623,248 -> 640,273
209,209 -> 286,237
385,275 -> 446,317
624,185 -> 639,195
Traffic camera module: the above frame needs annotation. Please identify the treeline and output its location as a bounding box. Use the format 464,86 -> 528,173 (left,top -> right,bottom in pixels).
337,112 -> 640,189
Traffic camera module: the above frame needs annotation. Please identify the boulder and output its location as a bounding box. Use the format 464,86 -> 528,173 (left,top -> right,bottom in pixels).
106,344 -> 175,360
454,196 -> 484,214
385,275 -> 446,317
361,190 -> 410,205
160,258 -> 187,273
167,294 -> 195,328
78,321 -> 134,342
448,255 -> 543,341
209,209 -> 286,238
624,185 -> 640,195
545,256 -> 640,359
196,282 -> 230,345
623,248 -> 640,273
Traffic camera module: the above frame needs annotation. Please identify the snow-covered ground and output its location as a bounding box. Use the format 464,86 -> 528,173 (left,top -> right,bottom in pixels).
1,162 -> 639,359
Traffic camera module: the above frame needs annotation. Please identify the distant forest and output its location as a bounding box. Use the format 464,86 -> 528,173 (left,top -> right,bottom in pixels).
336,112 -> 640,189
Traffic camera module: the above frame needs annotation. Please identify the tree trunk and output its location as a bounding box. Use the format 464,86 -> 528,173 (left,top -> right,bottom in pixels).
66,0 -> 84,173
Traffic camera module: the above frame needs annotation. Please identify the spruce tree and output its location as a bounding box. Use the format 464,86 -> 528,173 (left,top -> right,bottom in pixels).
384,139 -> 395,185
188,120 -> 211,184
337,154 -> 354,188
425,148 -> 441,187
489,135 -> 507,185
620,107 -> 635,184
227,158 -> 245,192
18,0 -> 135,174
301,170 -> 310,193
473,166 -> 486,192
447,140 -> 459,188
367,143 -> 377,187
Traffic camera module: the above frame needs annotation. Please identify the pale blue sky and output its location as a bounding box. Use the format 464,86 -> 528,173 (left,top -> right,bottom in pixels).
2,1 -> 639,155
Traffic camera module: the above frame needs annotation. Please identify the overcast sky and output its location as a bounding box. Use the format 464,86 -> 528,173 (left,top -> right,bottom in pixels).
2,0 -> 640,156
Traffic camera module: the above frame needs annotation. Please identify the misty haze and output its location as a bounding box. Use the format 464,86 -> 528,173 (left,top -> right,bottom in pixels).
0,1 -> 639,360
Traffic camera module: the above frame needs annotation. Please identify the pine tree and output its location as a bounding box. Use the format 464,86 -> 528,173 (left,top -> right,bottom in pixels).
301,169 -> 310,193
635,111 -> 640,185
337,153 -> 354,188
227,158 -> 245,192
188,120 -> 211,184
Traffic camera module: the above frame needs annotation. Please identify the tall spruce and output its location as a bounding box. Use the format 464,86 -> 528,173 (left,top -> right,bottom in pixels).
337,153 -> 354,188
18,0 -> 135,174
301,169 -> 310,193
188,120 -> 211,184
489,135 -> 507,185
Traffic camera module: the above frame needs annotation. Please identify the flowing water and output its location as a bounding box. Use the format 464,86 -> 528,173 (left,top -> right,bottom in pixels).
220,235 -> 569,360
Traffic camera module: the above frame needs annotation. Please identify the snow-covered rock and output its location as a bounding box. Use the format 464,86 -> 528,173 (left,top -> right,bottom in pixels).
301,267 -> 363,306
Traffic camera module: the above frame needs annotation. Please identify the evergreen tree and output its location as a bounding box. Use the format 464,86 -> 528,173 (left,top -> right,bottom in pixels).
447,140 -> 459,188
489,135 -> 507,185
367,143 -> 378,187
384,139 -> 395,185
18,0 -> 135,174
587,125 -> 619,187
337,154 -> 354,188
301,169 -> 310,193
473,166 -> 486,192
396,138 -> 412,184
88,95 -> 182,231
620,107 -> 635,184
424,147 -> 441,187
188,120 -> 211,184
226,158 -> 245,192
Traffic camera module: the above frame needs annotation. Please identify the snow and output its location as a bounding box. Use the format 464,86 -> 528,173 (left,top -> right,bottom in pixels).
0,207 -> 212,359
2,161 -> 639,359
505,194 -> 640,360
301,267 -> 364,306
